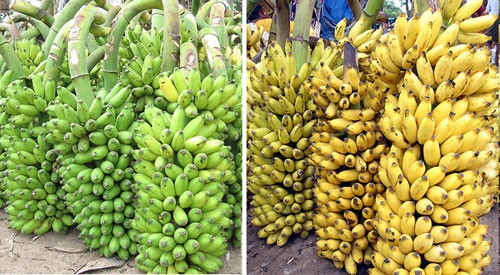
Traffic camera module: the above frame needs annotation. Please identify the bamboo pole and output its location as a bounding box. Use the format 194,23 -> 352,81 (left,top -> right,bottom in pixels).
0,32 -> 26,80
9,0 -> 55,26
103,0 -> 162,90
275,0 -> 290,49
42,0 -> 88,55
162,0 -> 181,72
291,0 -> 315,70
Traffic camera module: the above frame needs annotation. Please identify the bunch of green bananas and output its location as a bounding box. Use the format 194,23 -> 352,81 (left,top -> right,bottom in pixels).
119,25 -> 164,112
13,38 -> 45,76
0,72 -> 72,234
42,82 -> 137,259
308,44 -> 389,275
131,95 -> 236,273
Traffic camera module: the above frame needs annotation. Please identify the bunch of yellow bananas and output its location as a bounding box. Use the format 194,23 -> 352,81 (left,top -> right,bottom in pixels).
368,5 -> 499,274
247,40 -> 341,246
367,5 -> 497,85
308,46 -> 390,274
246,24 -> 265,59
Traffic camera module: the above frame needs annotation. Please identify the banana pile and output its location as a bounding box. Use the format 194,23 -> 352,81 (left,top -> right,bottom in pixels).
367,5 -> 499,275
131,71 -> 238,273
44,83 -> 138,259
0,0 -> 242,272
310,60 -> 389,274
247,41 -> 335,246
0,56 -> 73,235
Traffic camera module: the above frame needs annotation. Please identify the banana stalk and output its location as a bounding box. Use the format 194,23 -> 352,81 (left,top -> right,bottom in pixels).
40,0 -> 54,10
42,0 -> 88,55
9,0 -> 55,26
104,5 -> 122,27
180,41 -> 198,74
210,1 -> 229,51
355,0 -> 385,34
162,0 -> 181,72
200,27 -> 227,78
0,33 -> 26,79
28,18 -> 50,40
103,0 -> 163,90
275,0 -> 290,49
87,45 -> 105,72
68,5 -> 102,106
291,0 -> 315,70
43,19 -> 74,85
192,0 -> 200,15
151,9 -> 164,30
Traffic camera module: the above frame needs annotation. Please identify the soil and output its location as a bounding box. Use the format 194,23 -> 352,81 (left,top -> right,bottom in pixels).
247,204 -> 500,275
0,211 -> 242,274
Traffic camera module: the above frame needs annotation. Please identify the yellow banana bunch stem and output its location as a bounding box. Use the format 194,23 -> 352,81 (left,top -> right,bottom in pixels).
291,0 -> 315,71
275,0 -> 291,49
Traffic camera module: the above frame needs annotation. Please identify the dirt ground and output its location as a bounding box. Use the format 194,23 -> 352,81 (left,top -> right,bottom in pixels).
0,211 -> 241,274
247,204 -> 500,275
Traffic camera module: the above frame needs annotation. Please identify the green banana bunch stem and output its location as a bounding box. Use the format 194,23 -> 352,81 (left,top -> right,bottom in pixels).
103,0 -> 163,90
43,19 -> 74,85
195,17 -> 210,29
42,0 -> 88,55
104,6 -> 122,27
87,45 -> 105,72
291,0 -> 315,70
180,41 -> 198,74
200,28 -> 226,78
28,18 -> 50,40
10,0 -> 55,26
94,0 -> 113,10
68,5 -> 103,106
90,24 -> 110,37
275,0 -> 290,49
2,13 -> 49,40
269,11 -> 278,42
191,0 -> 201,15
209,1 -> 229,51
0,33 -> 26,79
162,0 -> 181,72
40,0 -> 54,10
151,9 -> 164,31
